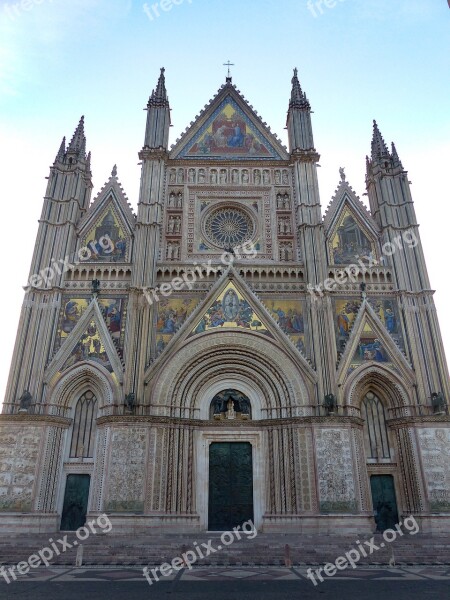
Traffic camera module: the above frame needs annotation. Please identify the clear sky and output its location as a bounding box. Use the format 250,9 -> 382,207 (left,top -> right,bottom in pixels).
0,0 -> 449,404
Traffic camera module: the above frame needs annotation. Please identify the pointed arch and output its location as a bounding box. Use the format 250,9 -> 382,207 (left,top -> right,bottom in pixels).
47,362 -> 119,416
345,364 -> 412,415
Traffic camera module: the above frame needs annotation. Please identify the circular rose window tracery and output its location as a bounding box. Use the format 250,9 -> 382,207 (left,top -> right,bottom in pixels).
203,206 -> 254,248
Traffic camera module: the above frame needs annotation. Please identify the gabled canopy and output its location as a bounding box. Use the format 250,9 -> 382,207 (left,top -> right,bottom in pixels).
146,267 -> 316,384
336,299 -> 414,385
170,82 -> 289,161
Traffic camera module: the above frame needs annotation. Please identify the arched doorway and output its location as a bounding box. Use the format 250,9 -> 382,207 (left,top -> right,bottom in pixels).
207,390 -> 254,531
361,390 -> 399,531
60,390 -> 98,531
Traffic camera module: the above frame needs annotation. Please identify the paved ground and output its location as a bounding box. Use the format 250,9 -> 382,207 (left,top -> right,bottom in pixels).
1,566 -> 449,599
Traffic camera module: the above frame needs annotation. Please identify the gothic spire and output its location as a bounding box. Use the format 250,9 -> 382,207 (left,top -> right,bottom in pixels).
371,120 -> 390,160
85,151 -> 92,174
67,116 -> 86,156
289,68 -> 309,109
143,68 -> 171,149
391,142 -> 403,168
55,136 -> 66,162
148,67 -> 169,108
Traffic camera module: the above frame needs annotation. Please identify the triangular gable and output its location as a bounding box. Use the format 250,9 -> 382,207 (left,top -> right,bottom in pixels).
324,180 -> 380,266
337,300 -> 413,383
146,267 -> 316,383
190,280 -> 273,337
170,85 -> 289,161
77,174 -> 135,262
45,298 -> 124,383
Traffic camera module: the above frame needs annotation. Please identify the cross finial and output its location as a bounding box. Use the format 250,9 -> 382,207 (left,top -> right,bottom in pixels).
223,60 -> 234,82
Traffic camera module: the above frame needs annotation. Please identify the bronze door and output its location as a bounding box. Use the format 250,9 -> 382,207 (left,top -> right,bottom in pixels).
370,474 -> 399,531
208,442 -> 254,531
60,474 -> 91,531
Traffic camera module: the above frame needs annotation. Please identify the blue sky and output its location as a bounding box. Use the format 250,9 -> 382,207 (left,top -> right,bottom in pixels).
0,0 -> 449,400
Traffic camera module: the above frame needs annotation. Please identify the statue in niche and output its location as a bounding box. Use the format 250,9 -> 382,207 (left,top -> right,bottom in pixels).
276,194 -> 283,209
168,216 -> 175,233
226,398 -> 236,419
232,170 -> 239,184
282,170 -> 289,185
188,169 -> 195,183
220,170 -> 227,184
211,389 -> 252,420
283,193 -> 290,209
174,216 -> 182,234
176,169 -> 184,183
239,397 -> 250,415
275,170 -> 281,185
263,170 -> 270,185
210,170 -> 218,184
169,169 -> 176,183
213,397 -> 225,415
431,392 -> 447,414
124,393 -> 135,413
168,192 -> 176,208
91,279 -> 101,295
18,390 -> 32,413
198,169 -> 206,184
242,170 -> 249,184
324,394 -> 337,415
177,192 -> 183,208
254,170 -> 261,185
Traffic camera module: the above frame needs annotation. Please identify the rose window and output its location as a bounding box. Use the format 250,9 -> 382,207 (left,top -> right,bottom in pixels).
203,207 -> 254,248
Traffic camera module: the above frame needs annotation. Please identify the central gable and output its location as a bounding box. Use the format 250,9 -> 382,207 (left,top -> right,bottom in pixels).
190,281 -> 273,337
170,86 -> 289,161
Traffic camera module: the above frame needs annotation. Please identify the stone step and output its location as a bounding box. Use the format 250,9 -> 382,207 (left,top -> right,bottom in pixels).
1,533 -> 449,566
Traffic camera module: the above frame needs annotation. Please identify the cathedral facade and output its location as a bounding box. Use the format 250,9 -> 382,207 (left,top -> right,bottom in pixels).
1,69 -> 449,535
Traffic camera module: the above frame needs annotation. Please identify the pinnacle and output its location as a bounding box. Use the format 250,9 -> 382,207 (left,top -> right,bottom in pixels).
148,67 -> 169,107
289,68 -> 310,109
67,115 -> 86,155
371,120 -> 390,159
391,142 -> 403,167
55,136 -> 66,162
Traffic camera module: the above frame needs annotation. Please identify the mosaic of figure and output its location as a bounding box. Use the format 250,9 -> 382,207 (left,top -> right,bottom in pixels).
334,297 -> 403,355
266,299 -> 306,352
82,207 -> 127,261
63,320 -> 113,373
182,99 -> 280,159
330,210 -> 376,265
369,299 -> 397,334
270,303 -> 304,335
156,298 -> 199,348
192,283 -> 270,336
352,323 -> 389,364
58,298 -> 125,350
